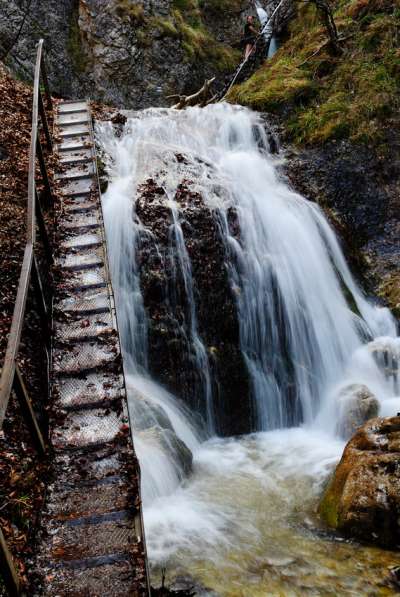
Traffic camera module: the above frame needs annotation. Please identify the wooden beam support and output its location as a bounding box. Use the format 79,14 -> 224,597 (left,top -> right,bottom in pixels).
0,528 -> 20,597
14,364 -> 47,456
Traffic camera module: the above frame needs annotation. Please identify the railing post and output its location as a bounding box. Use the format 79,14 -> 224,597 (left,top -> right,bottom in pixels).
38,90 -> 53,152
35,189 -> 53,264
40,54 -> 53,111
14,365 -> 47,456
0,528 -> 20,597
32,255 -> 51,347
36,135 -> 53,207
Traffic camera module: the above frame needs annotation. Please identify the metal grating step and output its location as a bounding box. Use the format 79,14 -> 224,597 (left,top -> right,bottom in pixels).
60,177 -> 95,196
55,311 -> 114,343
51,407 -> 123,450
56,162 -> 95,180
60,231 -> 103,251
59,123 -> 90,137
58,266 -> 107,292
58,112 -> 89,126
60,151 -> 93,166
63,200 -> 99,214
52,339 -> 120,375
55,288 -> 111,316
60,210 -> 102,231
46,478 -> 132,520
58,137 -> 92,152
56,248 -> 104,271
58,101 -> 88,113
47,514 -> 136,560
55,372 -> 124,410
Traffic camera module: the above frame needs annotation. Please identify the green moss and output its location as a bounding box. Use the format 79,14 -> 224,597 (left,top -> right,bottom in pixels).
319,482 -> 340,528
379,274 -> 400,318
116,0 -> 146,22
229,56 -> 317,111
166,5 -> 239,70
228,0 -> 400,145
151,17 -> 180,38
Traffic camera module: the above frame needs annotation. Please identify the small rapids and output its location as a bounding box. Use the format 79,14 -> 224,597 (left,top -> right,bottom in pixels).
97,103 -> 399,595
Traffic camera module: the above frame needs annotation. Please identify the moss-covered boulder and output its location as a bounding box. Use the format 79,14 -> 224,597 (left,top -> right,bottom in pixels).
319,416 -> 400,548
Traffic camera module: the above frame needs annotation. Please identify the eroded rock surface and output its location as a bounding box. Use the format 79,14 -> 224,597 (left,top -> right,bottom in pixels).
284,135 -> 400,317
135,152 -> 251,436
320,416 -> 400,548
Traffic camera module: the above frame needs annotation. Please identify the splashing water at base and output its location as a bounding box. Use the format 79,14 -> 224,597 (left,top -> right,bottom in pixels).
97,103 -> 399,594
145,428 -> 398,595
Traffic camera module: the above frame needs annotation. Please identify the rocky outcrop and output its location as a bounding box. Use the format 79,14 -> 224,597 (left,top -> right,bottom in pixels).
336,384 -> 379,440
135,157 -> 251,436
0,0 -> 253,108
319,416 -> 400,548
283,133 -> 400,317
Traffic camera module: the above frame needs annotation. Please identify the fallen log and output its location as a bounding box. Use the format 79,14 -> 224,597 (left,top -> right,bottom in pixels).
167,77 -> 216,109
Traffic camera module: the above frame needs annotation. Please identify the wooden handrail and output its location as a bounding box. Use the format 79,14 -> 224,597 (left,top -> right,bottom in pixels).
0,39 -> 54,596
0,40 -> 51,427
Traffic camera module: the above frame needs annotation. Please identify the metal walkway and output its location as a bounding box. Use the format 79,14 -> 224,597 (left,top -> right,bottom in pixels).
35,100 -> 150,596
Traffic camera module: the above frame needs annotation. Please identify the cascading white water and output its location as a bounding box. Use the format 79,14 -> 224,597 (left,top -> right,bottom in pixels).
97,103 -> 399,593
167,196 -> 214,432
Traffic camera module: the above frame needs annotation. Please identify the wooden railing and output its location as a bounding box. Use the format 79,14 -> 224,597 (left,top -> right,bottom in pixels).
0,39 -> 54,596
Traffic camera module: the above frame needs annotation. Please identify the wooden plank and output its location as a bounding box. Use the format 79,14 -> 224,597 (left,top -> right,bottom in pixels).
14,365 -> 47,456
0,245 -> 33,428
0,528 -> 20,597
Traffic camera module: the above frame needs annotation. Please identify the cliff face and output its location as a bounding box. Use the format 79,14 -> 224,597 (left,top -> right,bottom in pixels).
0,0 -> 252,108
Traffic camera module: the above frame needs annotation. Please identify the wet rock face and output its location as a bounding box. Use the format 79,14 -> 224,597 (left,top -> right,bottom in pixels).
319,416 -> 400,548
283,134 -> 400,317
0,0 -> 252,108
135,166 -> 251,436
336,384 -> 379,440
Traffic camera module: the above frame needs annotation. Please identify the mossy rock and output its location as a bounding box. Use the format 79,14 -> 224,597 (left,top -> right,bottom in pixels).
319,416 -> 400,547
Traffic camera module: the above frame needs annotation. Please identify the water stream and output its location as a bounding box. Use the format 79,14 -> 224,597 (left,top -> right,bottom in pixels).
97,104 -> 399,595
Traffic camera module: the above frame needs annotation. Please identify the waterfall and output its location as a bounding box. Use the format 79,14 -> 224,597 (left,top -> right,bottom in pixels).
97,104 -> 398,500
167,196 -> 214,433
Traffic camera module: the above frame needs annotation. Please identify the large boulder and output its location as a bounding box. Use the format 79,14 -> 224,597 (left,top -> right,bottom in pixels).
336,383 -> 379,439
319,416 -> 400,548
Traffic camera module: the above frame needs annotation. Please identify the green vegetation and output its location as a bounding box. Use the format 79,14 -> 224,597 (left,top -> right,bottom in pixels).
116,0 -> 145,22
115,0 -> 240,70
147,0 -> 239,70
228,0 -> 400,145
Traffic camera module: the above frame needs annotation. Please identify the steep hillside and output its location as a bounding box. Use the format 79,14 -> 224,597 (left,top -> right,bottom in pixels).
229,0 -> 400,315
0,0 -> 251,108
229,0 -> 399,145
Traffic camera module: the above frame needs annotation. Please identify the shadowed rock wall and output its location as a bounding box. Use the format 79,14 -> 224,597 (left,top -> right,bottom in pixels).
0,0 -> 254,108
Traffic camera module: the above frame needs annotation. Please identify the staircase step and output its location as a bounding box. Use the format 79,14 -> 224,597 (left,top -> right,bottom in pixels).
51,407 -> 123,451
55,372 -> 124,410
60,177 -> 95,196
55,311 -> 114,343
53,339 -> 120,375
58,101 -> 88,114
60,231 -> 103,251
57,248 -> 104,271
59,123 -> 90,138
55,288 -> 111,316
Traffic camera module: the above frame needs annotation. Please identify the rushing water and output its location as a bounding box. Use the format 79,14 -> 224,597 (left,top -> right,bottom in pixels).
97,103 -> 399,595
